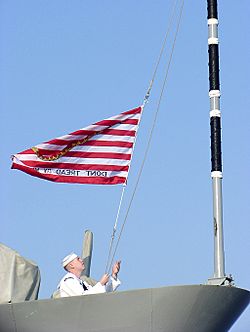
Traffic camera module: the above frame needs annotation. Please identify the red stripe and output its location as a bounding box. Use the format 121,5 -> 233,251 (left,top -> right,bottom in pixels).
101,129 -> 135,136
69,128 -> 136,137
83,140 -> 133,148
95,119 -> 139,126
20,150 -> 131,160
121,107 -> 142,115
21,149 -> 36,154
12,163 -> 126,185
67,130 -> 99,136
56,151 -> 131,160
44,138 -> 83,145
70,122 -> 138,136
16,160 -> 129,172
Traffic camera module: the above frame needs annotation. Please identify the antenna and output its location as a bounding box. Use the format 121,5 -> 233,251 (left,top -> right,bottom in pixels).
207,0 -> 230,285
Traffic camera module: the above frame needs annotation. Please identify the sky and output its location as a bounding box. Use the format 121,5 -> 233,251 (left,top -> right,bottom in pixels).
1,1 -> 249,331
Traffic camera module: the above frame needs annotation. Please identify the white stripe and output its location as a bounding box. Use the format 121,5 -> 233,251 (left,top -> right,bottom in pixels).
15,154 -> 131,166
207,18 -> 218,25
35,144 -> 132,154
78,122 -> 139,132
211,171 -> 223,178
73,124 -> 108,132
70,146 -> 132,154
89,135 -> 135,142
71,123 -> 138,132
105,112 -> 141,122
209,110 -> 221,117
36,143 -> 68,150
37,133 -> 136,150
208,37 -> 218,45
13,157 -> 128,178
51,134 -> 88,141
49,131 -> 137,142
42,134 -> 136,143
209,90 -> 221,98
34,168 -> 128,178
110,124 -> 138,131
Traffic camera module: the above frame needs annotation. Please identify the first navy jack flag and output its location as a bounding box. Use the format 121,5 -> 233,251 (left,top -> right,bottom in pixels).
11,106 -> 143,185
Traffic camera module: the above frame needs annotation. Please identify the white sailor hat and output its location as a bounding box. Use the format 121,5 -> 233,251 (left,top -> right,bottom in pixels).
62,253 -> 78,268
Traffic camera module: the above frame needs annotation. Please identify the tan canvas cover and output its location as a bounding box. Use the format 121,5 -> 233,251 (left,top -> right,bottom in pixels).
0,243 -> 40,303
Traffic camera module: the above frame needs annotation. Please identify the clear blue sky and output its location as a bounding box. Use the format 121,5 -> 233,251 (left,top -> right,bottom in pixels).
1,1 -> 249,331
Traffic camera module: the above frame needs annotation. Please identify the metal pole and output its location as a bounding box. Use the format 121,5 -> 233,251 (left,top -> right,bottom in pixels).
207,0 -> 226,279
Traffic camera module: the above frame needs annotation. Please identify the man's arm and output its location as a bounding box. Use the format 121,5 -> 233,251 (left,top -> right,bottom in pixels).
60,276 -> 107,297
105,261 -> 121,292
81,274 -> 109,295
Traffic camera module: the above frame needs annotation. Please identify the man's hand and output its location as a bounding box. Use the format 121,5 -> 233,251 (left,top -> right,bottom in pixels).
112,260 -> 121,279
99,273 -> 109,286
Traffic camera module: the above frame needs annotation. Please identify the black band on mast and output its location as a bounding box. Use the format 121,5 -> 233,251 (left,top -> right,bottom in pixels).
207,0 -> 218,19
210,117 -> 222,171
209,44 -> 220,91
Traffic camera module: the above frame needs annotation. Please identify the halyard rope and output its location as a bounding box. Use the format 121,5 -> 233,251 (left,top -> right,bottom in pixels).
105,0 -> 185,274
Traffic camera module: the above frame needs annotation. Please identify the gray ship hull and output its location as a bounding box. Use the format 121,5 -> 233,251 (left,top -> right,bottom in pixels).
0,284 -> 249,332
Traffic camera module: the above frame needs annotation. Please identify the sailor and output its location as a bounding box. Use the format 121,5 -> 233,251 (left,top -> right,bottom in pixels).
57,253 -> 121,297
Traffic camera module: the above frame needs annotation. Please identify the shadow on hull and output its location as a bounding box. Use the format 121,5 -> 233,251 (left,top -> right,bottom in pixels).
0,284 -> 249,332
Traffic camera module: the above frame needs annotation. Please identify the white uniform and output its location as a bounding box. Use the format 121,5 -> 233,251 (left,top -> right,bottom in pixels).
58,272 -> 121,297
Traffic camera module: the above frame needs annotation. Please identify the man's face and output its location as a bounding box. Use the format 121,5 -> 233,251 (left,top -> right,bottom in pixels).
71,256 -> 85,272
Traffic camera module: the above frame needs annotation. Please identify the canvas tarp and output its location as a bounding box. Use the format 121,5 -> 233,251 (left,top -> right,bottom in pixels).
0,243 -> 40,303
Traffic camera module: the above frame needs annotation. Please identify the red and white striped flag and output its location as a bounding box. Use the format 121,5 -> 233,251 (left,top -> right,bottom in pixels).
11,106 -> 143,185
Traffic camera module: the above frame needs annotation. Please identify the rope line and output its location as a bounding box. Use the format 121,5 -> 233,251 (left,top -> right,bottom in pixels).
107,0 -> 185,274
105,0 -> 179,274
143,0 -> 180,106
104,185 -> 125,273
